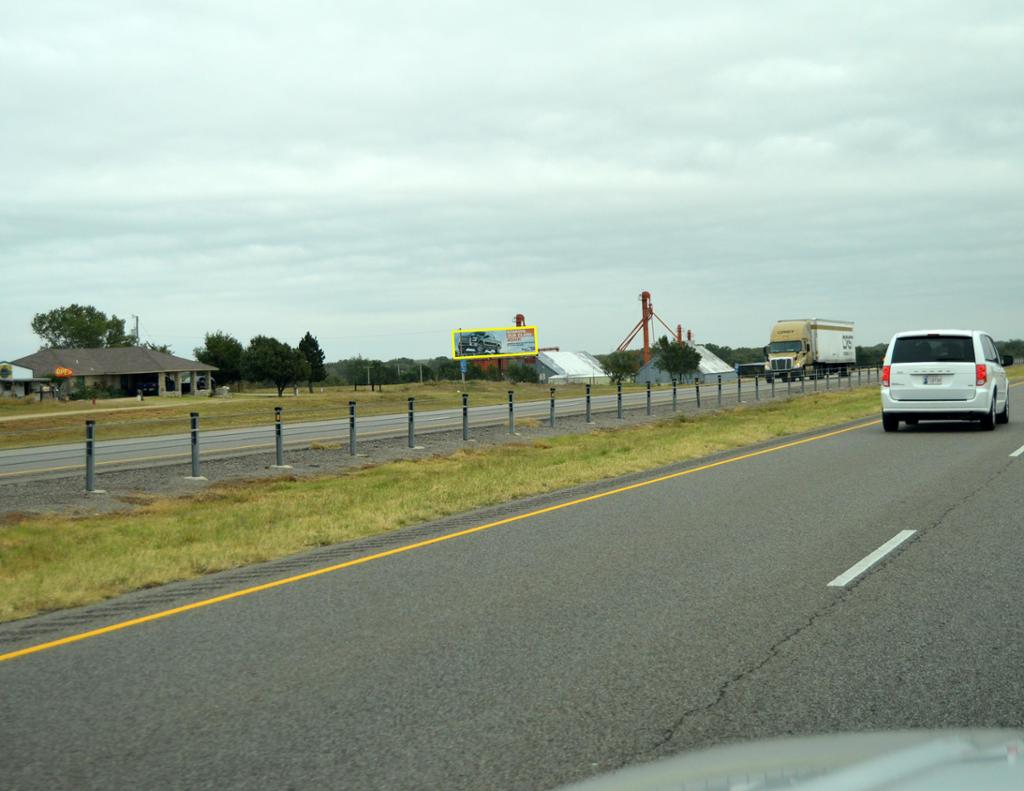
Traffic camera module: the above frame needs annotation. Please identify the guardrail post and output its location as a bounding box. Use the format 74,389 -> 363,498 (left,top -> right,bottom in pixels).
801,373 -> 806,393
462,393 -> 469,440
508,390 -> 516,434
186,412 -> 204,480
825,371 -> 830,391
737,375 -> 742,403
770,376 -> 776,399
585,384 -> 593,423
695,380 -> 701,408
858,367 -> 862,387
616,381 -> 623,419
717,375 -> 722,406
754,374 -> 760,401
645,381 -> 652,415
348,401 -> 357,455
813,370 -> 818,392
407,397 -> 416,448
787,376 -> 792,396
84,420 -> 103,493
272,406 -> 290,468
672,379 -> 678,412
549,387 -> 556,427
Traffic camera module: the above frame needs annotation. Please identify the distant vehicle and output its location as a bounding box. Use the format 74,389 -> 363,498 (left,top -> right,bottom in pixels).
137,381 -> 159,396
880,329 -> 1011,432
457,331 -> 502,356
764,318 -> 855,382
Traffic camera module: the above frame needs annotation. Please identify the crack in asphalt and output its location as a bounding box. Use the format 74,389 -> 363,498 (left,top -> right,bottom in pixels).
621,446 -> 1020,767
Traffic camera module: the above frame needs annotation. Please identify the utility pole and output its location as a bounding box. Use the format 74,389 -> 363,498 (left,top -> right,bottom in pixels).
131,314 -> 140,345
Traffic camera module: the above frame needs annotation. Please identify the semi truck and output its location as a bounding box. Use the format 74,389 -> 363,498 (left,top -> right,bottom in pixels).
764,318 -> 856,382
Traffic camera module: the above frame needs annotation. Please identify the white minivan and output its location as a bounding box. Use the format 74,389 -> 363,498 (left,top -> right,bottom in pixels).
880,330 -> 1011,432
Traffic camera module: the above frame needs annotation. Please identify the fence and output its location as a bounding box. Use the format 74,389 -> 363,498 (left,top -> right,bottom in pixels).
0,367 -> 882,491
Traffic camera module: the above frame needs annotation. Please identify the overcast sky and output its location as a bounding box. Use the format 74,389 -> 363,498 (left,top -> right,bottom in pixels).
4,1 -> 1023,361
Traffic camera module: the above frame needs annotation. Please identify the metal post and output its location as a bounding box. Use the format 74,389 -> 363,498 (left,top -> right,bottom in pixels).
754,374 -> 760,401
617,381 -> 623,419
787,376 -> 792,396
695,380 -> 701,408
189,412 -> 200,478
508,390 -> 515,434
717,375 -> 722,406
858,367 -> 862,386
462,393 -> 469,441
85,420 -> 97,493
645,381 -> 652,415
549,387 -> 556,427
585,384 -> 592,423
825,371 -> 830,391
407,397 -> 415,448
348,401 -> 356,455
274,406 -> 285,467
737,375 -> 742,403
813,369 -> 818,392
672,379 -> 678,412
770,376 -> 775,399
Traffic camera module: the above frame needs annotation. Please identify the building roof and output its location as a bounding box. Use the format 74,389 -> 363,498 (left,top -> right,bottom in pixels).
637,342 -> 734,377
536,351 -> 607,378
12,347 -> 217,376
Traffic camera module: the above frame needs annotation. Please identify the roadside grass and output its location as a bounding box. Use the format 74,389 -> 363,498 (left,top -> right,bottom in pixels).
0,380 -> 637,449
0,388 -> 880,622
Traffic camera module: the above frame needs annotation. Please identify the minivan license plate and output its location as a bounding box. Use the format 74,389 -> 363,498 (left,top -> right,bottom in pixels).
923,375 -> 943,385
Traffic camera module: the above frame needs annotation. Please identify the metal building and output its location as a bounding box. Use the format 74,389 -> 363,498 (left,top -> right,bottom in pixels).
634,343 -> 737,385
534,351 -> 609,384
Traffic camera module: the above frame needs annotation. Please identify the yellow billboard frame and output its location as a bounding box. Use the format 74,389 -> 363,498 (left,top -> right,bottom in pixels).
451,326 -> 539,360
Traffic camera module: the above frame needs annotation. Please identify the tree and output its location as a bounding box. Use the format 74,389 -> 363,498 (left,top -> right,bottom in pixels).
241,336 -> 310,396
600,350 -> 641,383
507,362 -> 539,383
297,332 -> 327,393
194,331 -> 244,385
429,356 -> 461,381
31,304 -> 132,348
653,336 -> 702,381
141,341 -> 174,354
702,343 -> 765,367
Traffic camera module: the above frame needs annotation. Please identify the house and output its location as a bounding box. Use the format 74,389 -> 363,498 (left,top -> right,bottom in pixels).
0,362 -> 51,399
634,343 -> 737,385
12,347 -> 217,397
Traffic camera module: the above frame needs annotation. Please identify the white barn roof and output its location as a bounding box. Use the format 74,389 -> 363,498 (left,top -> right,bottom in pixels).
536,351 -> 607,381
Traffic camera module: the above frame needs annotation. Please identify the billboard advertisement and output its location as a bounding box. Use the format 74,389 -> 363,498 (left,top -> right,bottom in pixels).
451,326 -> 538,360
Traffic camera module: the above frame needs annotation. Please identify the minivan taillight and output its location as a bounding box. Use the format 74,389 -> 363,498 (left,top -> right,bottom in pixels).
976,364 -> 987,386
882,365 -> 891,387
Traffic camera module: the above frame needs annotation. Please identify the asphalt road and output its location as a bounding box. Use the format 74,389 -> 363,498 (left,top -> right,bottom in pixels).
0,373 -> 863,480
2,400 -> 1022,789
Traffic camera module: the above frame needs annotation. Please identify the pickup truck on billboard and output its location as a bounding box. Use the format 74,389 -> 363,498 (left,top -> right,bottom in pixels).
452,326 -> 538,360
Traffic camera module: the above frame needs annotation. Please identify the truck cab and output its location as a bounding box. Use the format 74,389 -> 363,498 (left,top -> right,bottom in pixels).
765,320 -> 811,381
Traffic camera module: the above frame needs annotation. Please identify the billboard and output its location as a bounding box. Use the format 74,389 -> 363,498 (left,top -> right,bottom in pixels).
452,326 -> 538,360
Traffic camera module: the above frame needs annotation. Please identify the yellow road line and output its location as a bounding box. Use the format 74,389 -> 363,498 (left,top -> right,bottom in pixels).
0,418 -> 879,663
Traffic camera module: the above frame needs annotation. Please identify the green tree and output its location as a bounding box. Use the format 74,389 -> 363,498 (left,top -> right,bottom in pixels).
507,362 -> 539,383
600,350 -> 641,383
241,336 -> 310,397
703,343 -> 765,367
855,343 -> 888,366
31,304 -> 131,348
297,332 -> 327,393
653,336 -> 702,381
194,331 -> 244,385
141,341 -> 174,354
429,356 -> 461,381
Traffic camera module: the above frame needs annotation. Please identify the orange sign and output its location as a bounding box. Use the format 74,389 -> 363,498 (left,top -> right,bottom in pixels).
54,367 -> 74,378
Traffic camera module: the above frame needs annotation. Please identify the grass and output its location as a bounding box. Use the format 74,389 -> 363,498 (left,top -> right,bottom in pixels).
0,387 -> 881,622
0,380 -> 636,449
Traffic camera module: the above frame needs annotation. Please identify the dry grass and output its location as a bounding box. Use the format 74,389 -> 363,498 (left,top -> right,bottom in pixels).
0,388 -> 881,622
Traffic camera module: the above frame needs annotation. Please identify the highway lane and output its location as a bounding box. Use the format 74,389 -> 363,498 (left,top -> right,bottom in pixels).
1,378 -> 841,479
3,410 -> 1020,789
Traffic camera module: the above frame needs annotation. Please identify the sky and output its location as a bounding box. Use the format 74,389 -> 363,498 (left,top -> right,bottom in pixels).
4,1 -> 1023,361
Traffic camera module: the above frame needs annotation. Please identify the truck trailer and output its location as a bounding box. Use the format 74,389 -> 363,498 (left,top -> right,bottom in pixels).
764,319 -> 855,381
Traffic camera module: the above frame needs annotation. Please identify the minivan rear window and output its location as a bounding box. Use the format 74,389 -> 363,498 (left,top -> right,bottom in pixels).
891,336 -> 975,363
